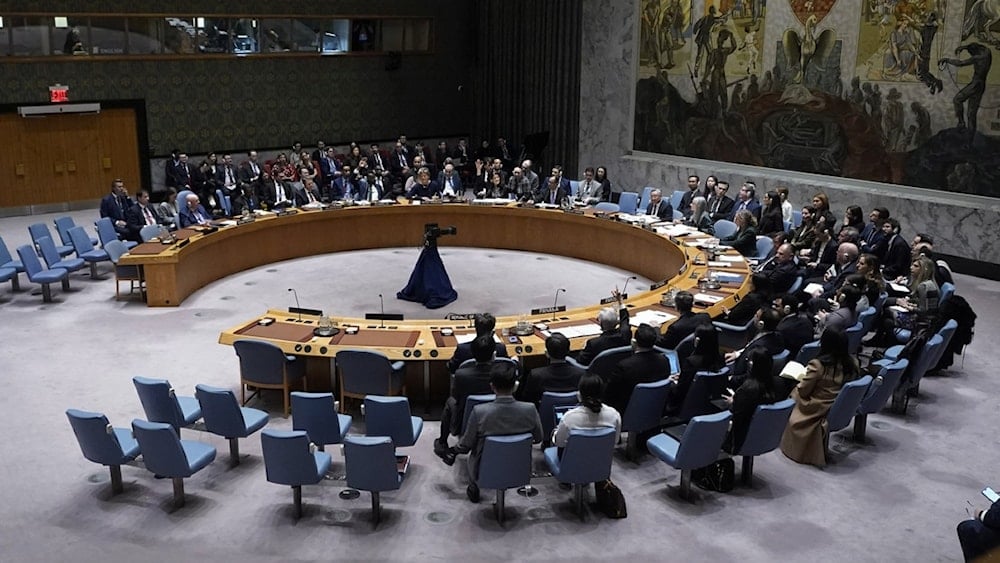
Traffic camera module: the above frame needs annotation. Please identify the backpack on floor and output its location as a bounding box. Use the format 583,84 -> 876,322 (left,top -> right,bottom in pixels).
692,458 -> 735,493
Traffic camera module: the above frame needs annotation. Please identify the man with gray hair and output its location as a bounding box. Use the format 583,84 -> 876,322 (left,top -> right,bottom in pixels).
576,294 -> 631,365
656,290 -> 711,349
506,167 -> 533,202
520,159 -> 540,194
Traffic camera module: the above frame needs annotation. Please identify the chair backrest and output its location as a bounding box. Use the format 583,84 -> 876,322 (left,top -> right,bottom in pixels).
343,435 -> 401,492
795,340 -> 821,365
557,427 -> 617,483
568,180 -> 580,196
291,392 -> 342,446
652,346 -> 681,375
845,321 -> 865,356
66,409 -> 130,465
195,384 -> 250,438
95,217 -> 119,247
133,376 -> 187,429
858,306 -> 879,335
754,236 -> 774,260
216,189 -> 232,216
0,235 -> 17,265
787,276 -> 804,294
104,239 -> 130,264
67,226 -> 97,255
140,224 -> 163,242
939,282 -> 955,306
234,340 -> 287,385
131,419 -> 192,477
712,318 -> 757,351
792,209 -> 802,227
16,245 -> 46,278
928,319 -> 959,369
35,236 -> 64,269
586,345 -> 633,378
261,429 -> 324,486
53,216 -> 76,246
736,398 -> 795,456
618,191 -> 639,214
364,395 -> 415,445
639,187 -> 654,210
28,222 -> 56,250
858,359 -> 908,415
674,410 -> 732,470
539,391 -> 579,440
674,333 -> 697,359
669,190 -> 686,211
907,334 -> 943,390
713,220 -> 738,239
826,375 -> 873,433
621,378 -> 672,433
337,349 -> 395,395
477,433 -> 533,490
593,202 -> 619,213
461,394 -> 496,436
677,368 -> 730,421
771,349 -> 791,377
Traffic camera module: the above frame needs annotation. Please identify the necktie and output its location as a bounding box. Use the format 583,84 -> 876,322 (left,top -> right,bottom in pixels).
399,154 -> 406,167
276,182 -> 285,202
252,163 -> 258,176
143,206 -> 154,225
194,209 -> 205,223
712,198 -> 720,213
306,189 -> 316,203
652,203 -> 659,216
226,167 -> 234,184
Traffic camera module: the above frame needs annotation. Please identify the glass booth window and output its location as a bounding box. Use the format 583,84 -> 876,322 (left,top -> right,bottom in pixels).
160,17 -> 197,54
87,17 -> 127,55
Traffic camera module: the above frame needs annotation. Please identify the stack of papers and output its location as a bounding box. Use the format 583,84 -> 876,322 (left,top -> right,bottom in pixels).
717,255 -> 743,262
455,333 -> 505,344
628,310 -> 678,328
693,293 -> 723,305
542,323 -> 603,339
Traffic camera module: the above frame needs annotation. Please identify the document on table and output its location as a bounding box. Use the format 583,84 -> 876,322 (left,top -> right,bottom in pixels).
693,293 -> 723,305
542,323 -> 603,339
717,255 -> 743,262
628,310 -> 678,328
455,333 -> 505,344
803,282 -> 825,295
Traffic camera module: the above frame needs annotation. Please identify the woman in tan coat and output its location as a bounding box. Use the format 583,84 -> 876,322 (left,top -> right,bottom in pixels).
780,327 -> 859,467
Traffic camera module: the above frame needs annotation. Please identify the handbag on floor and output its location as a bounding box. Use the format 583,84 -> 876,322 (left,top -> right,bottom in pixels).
692,458 -> 735,493
594,479 -> 627,518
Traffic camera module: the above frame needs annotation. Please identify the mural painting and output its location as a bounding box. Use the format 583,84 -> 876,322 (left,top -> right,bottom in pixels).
634,0 -> 1000,197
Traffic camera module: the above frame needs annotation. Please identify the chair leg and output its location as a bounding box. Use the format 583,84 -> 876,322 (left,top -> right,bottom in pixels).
109,465 -> 124,494
370,491 -> 381,526
495,489 -> 506,524
293,485 -> 302,519
853,413 -> 868,442
41,283 -> 53,302
573,483 -> 586,521
678,470 -> 692,500
88,262 -> 98,278
172,477 -> 186,508
61,277 -> 71,291
228,437 -> 240,466
626,432 -> 637,462
10,275 -> 19,291
741,456 -> 754,486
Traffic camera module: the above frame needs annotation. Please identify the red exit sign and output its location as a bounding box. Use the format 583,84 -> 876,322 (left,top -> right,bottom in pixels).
49,84 -> 69,103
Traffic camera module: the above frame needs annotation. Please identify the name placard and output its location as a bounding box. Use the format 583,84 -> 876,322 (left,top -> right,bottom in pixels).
562,208 -> 584,215
599,294 -> 627,304
650,279 -> 668,290
446,313 -> 478,321
531,305 -> 566,315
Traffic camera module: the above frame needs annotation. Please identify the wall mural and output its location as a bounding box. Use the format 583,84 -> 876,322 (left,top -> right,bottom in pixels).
634,0 -> 1000,197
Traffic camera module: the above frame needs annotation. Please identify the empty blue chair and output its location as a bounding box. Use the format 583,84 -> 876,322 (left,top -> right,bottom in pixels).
363,395 -> 423,448
67,225 -> 110,278
0,236 -> 24,290
216,189 -> 232,216
853,359 -> 908,441
195,384 -> 269,466
621,378 -> 672,460
131,419 -> 216,507
583,345 -> 633,380
752,236 -> 774,261
713,318 -> 757,351
544,427 -> 616,518
133,376 -> 202,434
886,334 -> 944,413
593,202 -> 619,213
344,435 -> 404,525
673,209 -> 684,220
29,222 -> 74,257
234,339 -> 307,417
261,429 -> 332,519
291,392 -> 352,451
54,216 -> 98,247
477,433 -> 534,524
734,399 -> 795,485
674,368 -> 730,423
618,191 -> 639,214
796,340 -> 821,365
539,391 -> 579,447
923,319 -> 959,375
95,217 -> 138,250
568,180 -> 580,196
37,236 -> 86,278
105,239 -> 143,299
16,244 -> 69,302
647,410 -> 732,500
858,305 -> 879,336
66,409 -> 141,494
140,224 -> 163,242
639,186 -> 655,210
669,190 -> 685,211
336,349 -> 405,413
713,220 -> 738,239
823,375 -> 873,455
461,394 -> 496,437
792,209 -> 802,227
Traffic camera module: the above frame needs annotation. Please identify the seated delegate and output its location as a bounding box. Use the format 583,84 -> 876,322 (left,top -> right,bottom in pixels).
552,373 -> 621,450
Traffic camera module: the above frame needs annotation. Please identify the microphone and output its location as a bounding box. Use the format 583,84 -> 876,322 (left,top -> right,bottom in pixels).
622,275 -> 637,298
379,293 -> 385,329
288,288 -> 301,321
553,288 -> 566,321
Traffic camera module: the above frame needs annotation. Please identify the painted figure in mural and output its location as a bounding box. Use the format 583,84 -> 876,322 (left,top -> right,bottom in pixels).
916,12 -> 944,93
706,28 -> 740,115
961,0 -> 1000,47
741,25 -> 760,75
782,15 -> 837,84
847,76 -> 865,105
747,73 -> 760,99
641,0 -> 660,66
693,6 -> 730,78
669,0 -> 687,48
938,42 -> 992,134
883,88 -> 905,150
761,70 -> 774,92
883,19 -> 920,77
910,101 -> 933,146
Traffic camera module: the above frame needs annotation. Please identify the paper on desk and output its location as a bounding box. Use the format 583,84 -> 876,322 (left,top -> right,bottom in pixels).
659,225 -> 696,237
888,305 -> 909,313
803,282 -> 825,295
889,282 -> 909,293
718,255 -> 743,262
455,333 -> 505,344
714,272 -> 744,283
542,322 -> 603,339
708,261 -> 730,268
628,310 -> 678,328
217,220 -> 238,227
693,293 -> 723,304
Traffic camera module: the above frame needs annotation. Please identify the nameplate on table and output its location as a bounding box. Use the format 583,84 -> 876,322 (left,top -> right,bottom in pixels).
275,208 -> 298,216
531,305 -> 566,315
599,294 -> 627,305
446,313 -> 478,321
236,216 -> 255,225
176,239 -> 190,249
562,208 -> 584,215
289,306 -> 323,317
365,313 -> 405,322
650,279 -> 669,290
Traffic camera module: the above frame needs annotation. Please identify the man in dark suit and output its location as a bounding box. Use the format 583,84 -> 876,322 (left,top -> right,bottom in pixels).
604,324 -> 672,412
756,243 -> 799,294
518,333 -> 585,406
774,293 -> 815,357
549,165 -> 572,192
237,150 -> 264,195
437,163 -> 463,197
656,290 -> 711,349
434,335 -> 502,465
708,180 -> 736,222
215,154 -> 239,196
860,207 -> 889,260
881,218 -> 911,279
293,178 -> 323,207
533,176 -> 569,205
576,299 -> 631,365
729,181 -> 762,222
310,140 -> 327,165
165,152 -> 194,191
679,175 -> 700,218
124,189 -> 163,242
726,307 -> 786,388
231,183 -> 260,215
447,313 -> 509,373
319,147 -> 341,197
178,193 -> 212,228
958,496 -> 1000,561
645,188 -> 673,220
260,171 -> 295,209
99,178 -> 134,238
331,165 -> 357,200
368,143 -> 388,172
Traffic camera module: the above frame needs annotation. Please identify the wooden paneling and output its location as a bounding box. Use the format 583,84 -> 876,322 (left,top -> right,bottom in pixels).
0,108 -> 140,208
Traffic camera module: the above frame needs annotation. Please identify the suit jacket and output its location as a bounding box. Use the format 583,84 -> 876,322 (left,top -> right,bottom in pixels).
822,305 -> 857,334
822,261 -> 858,297
720,226 -> 758,257
231,191 -> 259,215
519,360 -> 586,405
178,204 -> 212,228
535,185 -> 568,205
447,341 -> 509,373
759,258 -> 799,294
730,198 -> 762,222
729,331 -> 786,385
215,164 -> 240,194
860,223 -> 887,260
450,362 -> 496,434
458,396 -> 542,479
407,180 -> 442,199
708,195 -> 735,222
293,185 -> 322,207
125,203 -> 163,241
319,157 -> 340,186
100,193 -> 132,223
883,234 -> 911,279
777,314 -> 815,357
260,179 -> 295,208
656,311 -> 711,350
165,160 -> 193,189
604,350 -> 672,412
238,161 -> 264,189
332,176 -> 357,200
679,190 -> 697,218
646,200 -> 673,221
368,150 -> 388,172
437,172 -> 463,195
577,307 -> 631,365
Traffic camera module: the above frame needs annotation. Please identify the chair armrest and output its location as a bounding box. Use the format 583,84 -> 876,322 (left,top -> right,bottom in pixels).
564,357 -> 586,370
285,355 -> 297,362
712,321 -> 750,332
390,361 -> 406,372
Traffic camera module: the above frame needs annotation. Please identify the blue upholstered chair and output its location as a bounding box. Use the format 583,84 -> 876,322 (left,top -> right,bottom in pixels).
539,391 -> 579,447
344,435 -> 404,525
669,190 -> 686,211
795,340 -> 821,365
647,410 -> 732,500
792,209 -> 802,227
568,180 -> 580,196
132,376 -> 202,434
543,427 -> 616,519
751,236 -> 774,261
593,202 -> 619,213
131,419 -> 216,507
195,384 -> 269,466
36,236 -> 86,278
104,239 -> 143,300
67,225 -> 110,278
54,216 -> 98,247
734,399 -> 795,485
95,217 -> 138,250
140,224 -> 163,242
233,339 -> 307,417
713,318 -> 757,351
336,349 -> 405,413
215,189 -> 232,216
823,375 -> 873,456
713,220 -> 738,239
0,236 -> 24,291
0,267 -> 16,296
939,282 -> 955,306
291,392 -> 352,451
853,359 -> 908,442
66,409 -> 141,494
653,346 -> 681,375
261,429 -> 332,519
771,349 -> 791,377
787,275 -> 804,294
477,433 -> 534,524
16,244 -> 69,302
363,395 -> 422,448
639,186 -> 655,210
621,378 -> 672,460
618,191 -> 639,215
887,333 -> 944,414
582,345 -> 633,379
29,222 -> 74,257
674,368 -> 729,423
460,394 -> 496,437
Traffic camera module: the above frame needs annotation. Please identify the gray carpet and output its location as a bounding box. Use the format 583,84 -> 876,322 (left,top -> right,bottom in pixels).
1,208 -> 996,562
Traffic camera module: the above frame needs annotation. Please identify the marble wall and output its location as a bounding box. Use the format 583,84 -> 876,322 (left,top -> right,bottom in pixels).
579,0 -> 1000,268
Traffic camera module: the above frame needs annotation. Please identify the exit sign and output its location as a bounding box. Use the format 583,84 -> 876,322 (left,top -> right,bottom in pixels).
49,84 -> 69,103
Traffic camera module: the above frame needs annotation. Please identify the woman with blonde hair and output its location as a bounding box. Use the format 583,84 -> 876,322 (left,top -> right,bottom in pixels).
719,209 -> 758,256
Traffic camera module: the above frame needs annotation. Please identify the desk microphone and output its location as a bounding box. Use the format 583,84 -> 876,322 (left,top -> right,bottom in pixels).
622,275 -> 637,298
288,288 -> 301,321
553,288 -> 566,322
379,293 -> 385,329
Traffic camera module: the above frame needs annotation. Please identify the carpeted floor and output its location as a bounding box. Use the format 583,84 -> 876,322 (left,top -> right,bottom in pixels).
0,209 -> 996,562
